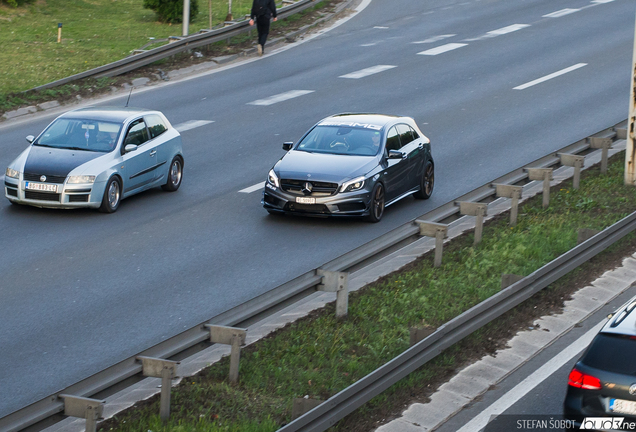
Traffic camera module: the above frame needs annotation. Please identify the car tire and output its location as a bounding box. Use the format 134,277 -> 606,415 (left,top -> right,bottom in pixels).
365,182 -> 385,223
99,176 -> 122,213
162,156 -> 183,192
414,161 -> 434,200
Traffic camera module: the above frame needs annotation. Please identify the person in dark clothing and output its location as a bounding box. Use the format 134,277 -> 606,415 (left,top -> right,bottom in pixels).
249,0 -> 277,56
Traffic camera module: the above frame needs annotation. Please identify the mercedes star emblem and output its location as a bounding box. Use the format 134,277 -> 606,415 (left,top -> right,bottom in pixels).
630,384 -> 636,396
302,182 -> 313,195
40,175 -> 46,182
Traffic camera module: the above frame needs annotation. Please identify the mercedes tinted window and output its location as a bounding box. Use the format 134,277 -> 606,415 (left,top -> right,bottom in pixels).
386,126 -> 401,152
581,333 -> 636,375
396,124 -> 415,146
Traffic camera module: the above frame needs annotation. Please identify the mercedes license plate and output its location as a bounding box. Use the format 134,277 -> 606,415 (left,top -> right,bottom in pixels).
296,197 -> 316,204
25,182 -> 58,193
610,398 -> 636,415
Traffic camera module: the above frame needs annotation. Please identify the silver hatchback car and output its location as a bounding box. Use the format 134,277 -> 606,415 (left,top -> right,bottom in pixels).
4,106 -> 184,213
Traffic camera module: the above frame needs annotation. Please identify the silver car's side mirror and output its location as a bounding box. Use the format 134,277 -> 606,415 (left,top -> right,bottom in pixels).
282,142 -> 293,151
124,144 -> 138,153
26,135 -> 34,143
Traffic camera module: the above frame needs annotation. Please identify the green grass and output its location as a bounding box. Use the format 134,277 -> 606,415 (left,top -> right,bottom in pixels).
96,157 -> 636,432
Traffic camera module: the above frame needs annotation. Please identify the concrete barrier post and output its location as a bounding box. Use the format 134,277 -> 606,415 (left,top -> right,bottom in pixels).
59,395 -> 104,432
206,325 -> 247,383
137,357 -> 179,421
457,202 -> 488,245
526,168 -> 554,208
559,153 -> 585,189
317,270 -> 349,319
415,220 -> 449,267
493,184 -> 523,226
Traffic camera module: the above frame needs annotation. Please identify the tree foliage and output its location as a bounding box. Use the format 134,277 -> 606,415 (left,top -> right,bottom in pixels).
1,0 -> 35,7
143,0 -> 199,24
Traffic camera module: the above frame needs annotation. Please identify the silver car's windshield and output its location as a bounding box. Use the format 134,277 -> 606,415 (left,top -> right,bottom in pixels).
296,126 -> 381,156
35,118 -> 122,153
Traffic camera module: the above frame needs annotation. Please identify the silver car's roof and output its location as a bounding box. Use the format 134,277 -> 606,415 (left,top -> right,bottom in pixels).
58,106 -> 160,123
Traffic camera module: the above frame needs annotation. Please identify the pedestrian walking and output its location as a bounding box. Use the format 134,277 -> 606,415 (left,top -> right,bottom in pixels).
249,0 -> 277,56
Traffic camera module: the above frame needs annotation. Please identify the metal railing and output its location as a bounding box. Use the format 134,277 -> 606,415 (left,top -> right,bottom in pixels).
30,0 -> 320,92
0,120 -> 627,432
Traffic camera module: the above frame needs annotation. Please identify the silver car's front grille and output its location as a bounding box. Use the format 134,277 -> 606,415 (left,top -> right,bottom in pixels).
25,191 -> 60,202
24,173 -> 67,184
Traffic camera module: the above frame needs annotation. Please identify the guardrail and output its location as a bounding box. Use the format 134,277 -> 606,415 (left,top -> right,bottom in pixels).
0,120 -> 627,432
30,0 -> 320,92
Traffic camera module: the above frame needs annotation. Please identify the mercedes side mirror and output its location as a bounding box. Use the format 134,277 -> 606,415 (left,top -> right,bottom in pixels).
388,150 -> 405,159
26,135 -> 34,143
282,142 -> 293,151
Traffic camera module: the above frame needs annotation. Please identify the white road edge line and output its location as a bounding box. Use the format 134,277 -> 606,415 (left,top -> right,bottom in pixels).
339,65 -> 397,79
456,319 -> 606,432
513,63 -> 587,90
174,120 -> 214,132
543,8 -> 580,18
418,43 -> 468,56
239,182 -> 265,193
248,90 -> 315,106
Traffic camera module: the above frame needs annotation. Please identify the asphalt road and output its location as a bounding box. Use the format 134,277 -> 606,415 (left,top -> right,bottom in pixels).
1,0 -> 634,418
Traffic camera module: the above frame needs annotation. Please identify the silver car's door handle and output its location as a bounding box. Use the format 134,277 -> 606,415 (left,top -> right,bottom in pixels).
149,150 -> 156,156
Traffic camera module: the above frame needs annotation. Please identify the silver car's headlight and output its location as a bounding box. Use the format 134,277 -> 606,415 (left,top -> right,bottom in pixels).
5,167 -> 20,179
340,176 -> 365,193
67,175 -> 96,184
267,169 -> 280,188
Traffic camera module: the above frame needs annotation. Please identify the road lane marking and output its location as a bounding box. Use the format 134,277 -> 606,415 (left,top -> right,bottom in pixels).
239,182 -> 265,193
174,120 -> 214,132
513,63 -> 587,90
360,43 -> 377,46
374,26 -> 389,29
418,43 -> 467,56
339,65 -> 397,79
412,34 -> 456,44
487,24 -> 530,36
456,319 -> 606,432
543,8 -> 580,18
592,0 -> 614,3
248,90 -> 315,106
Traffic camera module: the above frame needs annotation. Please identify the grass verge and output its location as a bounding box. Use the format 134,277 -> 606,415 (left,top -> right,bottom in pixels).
0,0 -> 343,115
96,155 -> 636,432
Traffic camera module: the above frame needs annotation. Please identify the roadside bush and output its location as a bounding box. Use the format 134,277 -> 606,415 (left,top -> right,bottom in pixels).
143,0 -> 199,23
1,0 -> 35,6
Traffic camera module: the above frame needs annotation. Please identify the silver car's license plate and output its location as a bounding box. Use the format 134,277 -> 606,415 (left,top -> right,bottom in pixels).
25,182 -> 58,193
296,197 -> 316,204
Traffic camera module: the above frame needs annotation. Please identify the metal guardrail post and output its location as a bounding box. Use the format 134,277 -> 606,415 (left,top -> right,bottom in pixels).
59,395 -> 104,432
415,220 -> 449,267
317,270 -> 349,318
526,168 -> 554,208
205,325 -> 247,383
457,202 -> 488,245
589,137 -> 613,173
559,153 -> 586,189
136,356 -> 179,421
494,184 -> 523,226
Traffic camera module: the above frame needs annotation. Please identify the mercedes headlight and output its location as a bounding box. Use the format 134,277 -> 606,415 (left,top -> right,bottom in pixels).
5,167 -> 20,179
267,169 -> 280,188
67,175 -> 96,184
340,176 -> 365,193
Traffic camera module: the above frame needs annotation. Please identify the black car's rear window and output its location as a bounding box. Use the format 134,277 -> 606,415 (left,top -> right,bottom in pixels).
581,333 -> 636,375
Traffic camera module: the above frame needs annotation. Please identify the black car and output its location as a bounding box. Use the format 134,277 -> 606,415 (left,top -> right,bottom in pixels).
262,113 -> 434,222
563,295 -> 636,427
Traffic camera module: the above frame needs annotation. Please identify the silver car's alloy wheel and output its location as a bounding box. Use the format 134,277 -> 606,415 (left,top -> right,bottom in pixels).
162,157 -> 183,192
99,176 -> 121,213
108,181 -> 120,208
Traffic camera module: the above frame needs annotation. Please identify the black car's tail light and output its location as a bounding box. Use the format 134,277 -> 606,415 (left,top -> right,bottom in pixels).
568,368 -> 602,390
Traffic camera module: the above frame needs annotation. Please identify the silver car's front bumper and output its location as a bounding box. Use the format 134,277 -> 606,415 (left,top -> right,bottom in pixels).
5,177 -> 103,209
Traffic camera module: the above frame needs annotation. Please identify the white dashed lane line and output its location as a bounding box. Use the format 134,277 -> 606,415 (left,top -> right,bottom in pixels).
513,63 -> 587,90
239,182 -> 265,194
592,0 -> 614,3
412,34 -> 457,44
247,90 -> 315,106
487,24 -> 530,36
543,8 -> 580,18
418,43 -> 467,56
174,120 -> 214,132
339,65 -> 397,79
